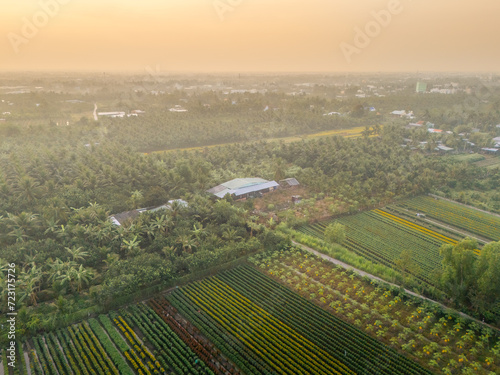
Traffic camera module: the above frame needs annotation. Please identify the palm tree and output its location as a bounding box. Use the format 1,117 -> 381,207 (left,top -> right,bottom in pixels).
169,200 -> 185,219
71,265 -> 94,292
65,246 -> 89,262
121,235 -> 141,258
16,175 -> 41,204
151,214 -> 170,236
6,212 -> 39,243
176,234 -> 196,253
191,223 -> 207,241
222,228 -> 241,242
18,266 -> 43,306
43,217 -> 60,237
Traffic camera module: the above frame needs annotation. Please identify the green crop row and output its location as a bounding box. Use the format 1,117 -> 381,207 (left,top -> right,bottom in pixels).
168,265 -> 434,375
399,196 -> 500,241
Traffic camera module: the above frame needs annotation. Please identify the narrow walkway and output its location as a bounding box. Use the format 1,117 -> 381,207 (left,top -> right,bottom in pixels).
292,240 -> 500,332
428,193 -> 500,219
24,351 -> 32,375
422,216 -> 490,244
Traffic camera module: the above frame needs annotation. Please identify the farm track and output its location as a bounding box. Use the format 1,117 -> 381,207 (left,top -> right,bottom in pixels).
24,351 -> 32,375
292,240 -> 500,333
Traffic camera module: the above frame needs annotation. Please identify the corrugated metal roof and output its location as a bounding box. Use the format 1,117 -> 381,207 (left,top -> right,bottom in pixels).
436,145 -> 454,151
110,200 -> 188,225
280,178 -> 300,186
222,178 -> 268,189
214,181 -> 279,198
207,178 -> 270,195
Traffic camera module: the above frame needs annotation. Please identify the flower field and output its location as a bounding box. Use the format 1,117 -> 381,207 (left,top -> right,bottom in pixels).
398,196 -> 500,241
250,249 -> 500,375
25,305 -> 219,374
166,265 -> 434,375
297,208 -> 459,284
15,248 -> 500,375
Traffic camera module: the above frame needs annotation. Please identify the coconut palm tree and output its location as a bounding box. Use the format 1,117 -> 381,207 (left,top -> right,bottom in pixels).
18,266 -> 43,306
72,265 -> 94,292
65,246 -> 89,262
121,235 -> 141,258
15,175 -> 41,204
222,228 -> 241,242
151,214 -> 170,236
6,212 -> 39,243
176,233 -> 196,254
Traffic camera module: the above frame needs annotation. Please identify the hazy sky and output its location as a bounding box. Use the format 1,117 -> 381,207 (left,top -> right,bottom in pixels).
1,0 -> 499,73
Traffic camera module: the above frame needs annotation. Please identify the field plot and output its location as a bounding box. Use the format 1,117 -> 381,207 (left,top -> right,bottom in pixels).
166,265 -> 433,375
398,196 -> 500,242
297,209 -> 458,284
150,125 -> 372,154
474,156 -> 500,169
250,249 -> 500,375
27,307 -> 217,375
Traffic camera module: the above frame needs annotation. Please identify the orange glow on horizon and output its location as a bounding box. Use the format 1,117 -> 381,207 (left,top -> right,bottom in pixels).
1,0 -> 499,72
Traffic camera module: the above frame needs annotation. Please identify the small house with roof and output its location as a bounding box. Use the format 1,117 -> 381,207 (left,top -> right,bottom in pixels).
110,199 -> 188,226
279,178 -> 300,188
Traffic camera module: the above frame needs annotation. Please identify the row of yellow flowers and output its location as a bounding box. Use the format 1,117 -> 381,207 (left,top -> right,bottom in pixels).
114,315 -> 161,374
374,209 -> 457,244
183,276 -> 352,375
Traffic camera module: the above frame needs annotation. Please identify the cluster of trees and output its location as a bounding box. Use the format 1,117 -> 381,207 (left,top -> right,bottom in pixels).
0,193 -> 289,338
1,92 -> 499,336
439,238 -> 500,318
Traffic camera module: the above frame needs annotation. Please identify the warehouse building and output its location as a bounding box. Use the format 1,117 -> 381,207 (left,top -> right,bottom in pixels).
207,178 -> 279,200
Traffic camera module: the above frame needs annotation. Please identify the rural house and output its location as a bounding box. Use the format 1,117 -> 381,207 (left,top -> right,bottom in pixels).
207,178 -> 279,200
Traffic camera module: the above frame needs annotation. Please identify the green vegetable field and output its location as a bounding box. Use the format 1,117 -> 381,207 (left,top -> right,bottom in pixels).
398,196 -> 500,241
167,265 -> 434,375
297,208 -> 457,284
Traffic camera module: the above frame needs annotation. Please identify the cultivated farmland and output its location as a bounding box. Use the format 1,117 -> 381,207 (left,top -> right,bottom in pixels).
167,265 -> 434,375
398,196 -> 500,242
250,249 -> 500,375
297,208 -> 457,284
295,195 -> 500,284
27,306 -> 220,375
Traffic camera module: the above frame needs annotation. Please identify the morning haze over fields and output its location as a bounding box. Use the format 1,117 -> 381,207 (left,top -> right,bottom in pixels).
1,1 -> 500,375
1,0 -> 500,72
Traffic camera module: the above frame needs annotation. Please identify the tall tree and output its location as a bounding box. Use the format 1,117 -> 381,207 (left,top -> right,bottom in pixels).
324,222 -> 346,245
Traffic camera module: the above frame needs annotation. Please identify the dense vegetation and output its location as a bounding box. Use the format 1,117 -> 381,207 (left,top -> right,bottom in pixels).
0,119 -> 498,338
1,73 -> 500,373
168,265 -> 434,375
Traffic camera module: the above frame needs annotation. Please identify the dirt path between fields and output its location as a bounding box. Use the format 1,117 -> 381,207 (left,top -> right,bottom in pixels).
24,351 -> 31,375
292,240 -> 500,333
